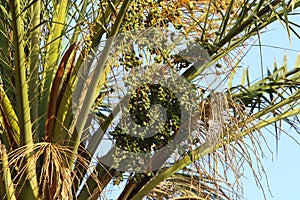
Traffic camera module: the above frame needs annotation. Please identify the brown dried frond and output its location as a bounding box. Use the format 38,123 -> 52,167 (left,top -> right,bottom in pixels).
149,93 -> 270,199
199,94 -> 271,200
148,166 -> 236,200
2,142 -> 102,199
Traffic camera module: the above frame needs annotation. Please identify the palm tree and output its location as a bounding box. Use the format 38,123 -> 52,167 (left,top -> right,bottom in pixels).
0,0 -> 300,199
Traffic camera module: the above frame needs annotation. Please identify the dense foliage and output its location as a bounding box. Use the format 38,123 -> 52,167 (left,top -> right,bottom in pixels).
0,0 -> 300,199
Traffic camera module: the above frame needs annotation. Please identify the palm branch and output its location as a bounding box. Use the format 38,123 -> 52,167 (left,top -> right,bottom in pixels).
0,0 -> 299,199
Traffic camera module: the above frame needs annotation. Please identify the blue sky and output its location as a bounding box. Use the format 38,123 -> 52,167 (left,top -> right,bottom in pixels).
241,14 -> 300,200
